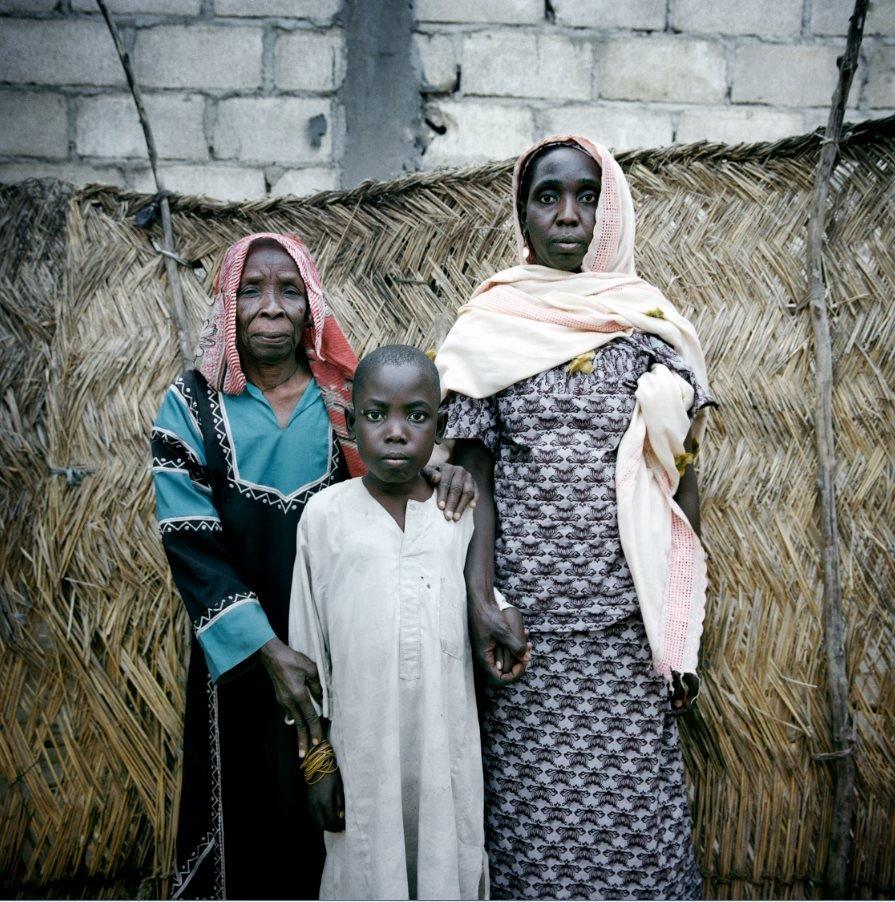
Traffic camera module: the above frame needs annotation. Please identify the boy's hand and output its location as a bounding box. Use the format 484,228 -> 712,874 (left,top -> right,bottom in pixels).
422,462 -> 478,521
308,768 -> 345,833
471,603 -> 531,686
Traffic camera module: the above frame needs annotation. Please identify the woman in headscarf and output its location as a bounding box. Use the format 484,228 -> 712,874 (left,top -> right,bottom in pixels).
151,233 -> 477,900
436,137 -> 716,900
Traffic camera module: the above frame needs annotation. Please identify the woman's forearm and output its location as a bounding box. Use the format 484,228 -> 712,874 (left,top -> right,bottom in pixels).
452,439 -> 498,612
673,463 -> 701,537
673,428 -> 701,536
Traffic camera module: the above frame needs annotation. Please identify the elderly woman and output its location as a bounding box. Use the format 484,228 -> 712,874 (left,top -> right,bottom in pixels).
436,137 -> 716,900
151,233 -> 477,900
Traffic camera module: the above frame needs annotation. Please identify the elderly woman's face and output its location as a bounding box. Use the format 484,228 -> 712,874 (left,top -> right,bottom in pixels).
522,146 -> 601,272
236,242 -> 308,365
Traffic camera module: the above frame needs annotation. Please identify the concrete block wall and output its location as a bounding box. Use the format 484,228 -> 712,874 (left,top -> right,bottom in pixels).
0,0 -> 893,199
0,0 -> 344,199
418,0 -> 895,167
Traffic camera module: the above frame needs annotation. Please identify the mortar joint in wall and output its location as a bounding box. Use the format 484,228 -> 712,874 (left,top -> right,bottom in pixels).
261,26 -> 276,95
65,93 -> 77,161
203,95 -> 217,160
723,38 -> 735,105
801,0 -> 812,40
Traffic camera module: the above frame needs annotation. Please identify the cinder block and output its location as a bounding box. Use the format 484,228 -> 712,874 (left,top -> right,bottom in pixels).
269,167 -> 338,196
599,37 -> 725,103
463,32 -> 592,100
0,0 -> 58,11
671,0 -> 802,36
0,161 -> 125,187
731,44 -> 852,106
552,0 -> 665,30
215,0 -> 340,22
214,97 -> 332,164
275,30 -> 345,92
71,0 -> 202,13
416,0 -> 542,24
811,0 -> 895,35
423,100 -> 533,167
134,25 -> 262,90
541,104 -> 674,151
415,33 -> 458,93
0,92 -> 68,158
676,106 -> 803,144
866,45 -> 895,108
140,164 -> 267,200
76,93 -> 207,160
0,20 -> 124,86
801,107 -> 865,131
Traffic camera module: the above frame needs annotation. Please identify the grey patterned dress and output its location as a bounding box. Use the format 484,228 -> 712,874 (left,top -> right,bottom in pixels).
446,333 -> 714,901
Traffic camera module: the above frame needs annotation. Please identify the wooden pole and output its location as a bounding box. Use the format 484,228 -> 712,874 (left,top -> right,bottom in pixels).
96,0 -> 193,369
805,0 -> 867,895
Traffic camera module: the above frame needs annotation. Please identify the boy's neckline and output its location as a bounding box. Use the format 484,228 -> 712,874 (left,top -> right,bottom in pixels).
360,477 -> 434,533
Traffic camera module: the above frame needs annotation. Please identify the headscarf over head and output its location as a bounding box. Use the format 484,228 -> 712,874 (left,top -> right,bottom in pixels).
195,232 -> 363,477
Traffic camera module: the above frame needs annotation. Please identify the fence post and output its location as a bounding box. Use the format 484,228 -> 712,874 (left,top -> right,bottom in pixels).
805,1 -> 867,895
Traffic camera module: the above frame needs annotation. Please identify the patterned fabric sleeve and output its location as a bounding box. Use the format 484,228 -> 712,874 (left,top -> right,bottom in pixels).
444,391 -> 501,456
639,334 -> 718,419
152,380 -> 275,682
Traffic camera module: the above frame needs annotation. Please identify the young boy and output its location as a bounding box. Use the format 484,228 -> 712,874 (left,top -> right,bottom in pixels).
288,345 -> 501,900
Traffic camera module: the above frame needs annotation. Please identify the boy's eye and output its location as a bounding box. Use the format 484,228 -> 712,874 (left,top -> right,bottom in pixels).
363,410 -> 384,421
408,411 -> 428,424
537,191 -> 556,204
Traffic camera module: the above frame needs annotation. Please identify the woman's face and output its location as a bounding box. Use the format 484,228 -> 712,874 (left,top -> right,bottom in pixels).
235,241 -> 308,366
521,145 -> 601,272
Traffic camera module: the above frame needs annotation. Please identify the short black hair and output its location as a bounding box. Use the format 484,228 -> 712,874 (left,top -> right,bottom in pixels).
352,344 -> 440,405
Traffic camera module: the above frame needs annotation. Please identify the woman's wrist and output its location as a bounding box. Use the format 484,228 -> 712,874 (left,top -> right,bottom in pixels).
468,582 -> 498,618
259,635 -> 283,667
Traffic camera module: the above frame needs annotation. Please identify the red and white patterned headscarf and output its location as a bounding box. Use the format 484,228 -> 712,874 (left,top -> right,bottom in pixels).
195,232 -> 363,477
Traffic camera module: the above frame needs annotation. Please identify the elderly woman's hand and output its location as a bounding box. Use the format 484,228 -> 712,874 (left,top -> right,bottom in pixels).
422,462 -> 479,521
259,637 -> 324,758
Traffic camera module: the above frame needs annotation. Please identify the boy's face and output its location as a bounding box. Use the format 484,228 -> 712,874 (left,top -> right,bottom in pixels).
349,363 -> 444,488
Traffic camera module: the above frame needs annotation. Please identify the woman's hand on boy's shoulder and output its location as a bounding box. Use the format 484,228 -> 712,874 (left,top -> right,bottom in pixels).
308,768 -> 345,833
422,462 -> 479,521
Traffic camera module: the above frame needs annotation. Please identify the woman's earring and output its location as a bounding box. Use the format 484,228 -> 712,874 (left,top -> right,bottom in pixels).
522,245 -> 530,260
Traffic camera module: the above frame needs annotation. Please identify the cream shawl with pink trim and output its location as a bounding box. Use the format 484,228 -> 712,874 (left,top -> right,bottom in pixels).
435,136 -> 712,682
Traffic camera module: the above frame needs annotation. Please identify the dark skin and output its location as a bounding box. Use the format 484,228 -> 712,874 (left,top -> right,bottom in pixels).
233,241 -> 481,763
307,361 -> 457,832
468,145 -> 701,712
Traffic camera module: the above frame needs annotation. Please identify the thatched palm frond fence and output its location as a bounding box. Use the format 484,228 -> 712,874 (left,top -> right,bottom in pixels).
1,118 -> 893,898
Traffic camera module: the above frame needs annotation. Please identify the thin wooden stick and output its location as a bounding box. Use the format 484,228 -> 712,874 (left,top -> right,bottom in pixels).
96,0 -> 192,369
805,0 -> 867,895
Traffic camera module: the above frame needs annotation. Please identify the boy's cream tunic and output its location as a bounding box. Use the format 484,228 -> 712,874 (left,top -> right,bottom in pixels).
288,477 -> 486,901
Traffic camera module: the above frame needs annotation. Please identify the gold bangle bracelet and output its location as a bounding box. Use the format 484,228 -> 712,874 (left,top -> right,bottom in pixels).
302,740 -> 338,785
